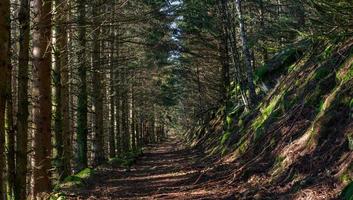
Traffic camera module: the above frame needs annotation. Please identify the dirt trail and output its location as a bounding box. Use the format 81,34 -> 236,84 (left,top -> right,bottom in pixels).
65,136 -> 233,200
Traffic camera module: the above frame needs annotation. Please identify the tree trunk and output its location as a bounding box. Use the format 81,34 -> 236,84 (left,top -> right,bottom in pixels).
15,0 -> 30,198
0,0 -> 10,198
218,0 -> 231,104
109,19 -> 116,158
92,1 -> 106,166
131,86 -> 136,151
32,0 -> 53,196
77,0 -> 88,170
53,0 -> 71,181
6,12 -> 15,198
235,0 -> 257,108
6,47 -> 15,199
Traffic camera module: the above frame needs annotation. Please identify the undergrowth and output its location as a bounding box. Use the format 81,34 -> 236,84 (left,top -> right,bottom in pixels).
51,149 -> 143,199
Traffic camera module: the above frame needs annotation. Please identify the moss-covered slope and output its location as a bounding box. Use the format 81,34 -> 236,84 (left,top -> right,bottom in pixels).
191,38 -> 353,199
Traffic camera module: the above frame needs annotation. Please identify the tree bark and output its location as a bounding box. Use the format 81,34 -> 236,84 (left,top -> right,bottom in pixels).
109,13 -> 116,158
77,0 -> 88,170
92,0 -> 106,166
54,0 -> 71,181
15,0 -> 30,198
0,0 -> 10,198
32,0 -> 53,196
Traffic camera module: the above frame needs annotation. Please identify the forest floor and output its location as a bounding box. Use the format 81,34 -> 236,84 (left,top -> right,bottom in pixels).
64,135 -> 235,200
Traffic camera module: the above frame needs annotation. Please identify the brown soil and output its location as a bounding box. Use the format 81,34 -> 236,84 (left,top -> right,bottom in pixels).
64,136 -> 234,200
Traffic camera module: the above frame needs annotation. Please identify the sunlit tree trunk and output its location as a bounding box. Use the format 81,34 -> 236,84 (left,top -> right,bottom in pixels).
235,0 -> 257,108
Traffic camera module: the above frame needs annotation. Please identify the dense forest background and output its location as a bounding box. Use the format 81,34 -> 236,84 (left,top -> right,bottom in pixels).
0,0 -> 353,199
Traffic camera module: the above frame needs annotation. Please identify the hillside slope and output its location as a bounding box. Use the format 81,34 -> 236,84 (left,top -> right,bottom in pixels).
188,38 -> 353,199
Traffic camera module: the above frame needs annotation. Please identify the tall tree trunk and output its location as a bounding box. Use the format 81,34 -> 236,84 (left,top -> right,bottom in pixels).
109,16 -> 116,158
92,1 -> 106,166
60,0 -> 72,179
0,0 -> 10,198
235,0 -> 257,108
131,86 -> 136,151
77,0 -> 88,170
15,0 -> 30,198
219,0 -> 231,104
6,50 -> 15,199
6,14 -> 15,199
32,0 -> 53,197
54,0 -> 71,181
115,28 -> 122,155
53,6 -> 64,181
121,68 -> 129,152
259,0 -> 268,63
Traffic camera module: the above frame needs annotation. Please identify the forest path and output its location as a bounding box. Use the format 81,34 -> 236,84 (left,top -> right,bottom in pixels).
65,135 -> 230,200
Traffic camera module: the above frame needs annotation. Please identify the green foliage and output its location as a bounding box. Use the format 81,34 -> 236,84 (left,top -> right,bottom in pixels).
255,40 -> 309,82
159,73 -> 182,107
341,182 -> 353,200
108,149 -> 143,168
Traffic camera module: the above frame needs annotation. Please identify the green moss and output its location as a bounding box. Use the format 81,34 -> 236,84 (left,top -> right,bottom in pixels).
76,168 -> 94,179
54,168 -> 95,191
341,172 -> 353,184
320,44 -> 334,60
252,93 -> 283,140
314,67 -> 331,80
226,116 -> 233,126
50,192 -> 67,200
238,140 -> 249,155
221,146 -> 228,156
343,66 -> 353,82
221,131 -> 232,145
348,135 -> 353,151
273,156 -> 285,170
255,65 -> 269,81
287,63 -> 297,73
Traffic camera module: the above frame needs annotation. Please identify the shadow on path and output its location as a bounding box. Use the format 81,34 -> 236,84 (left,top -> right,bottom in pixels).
65,135 -> 233,200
